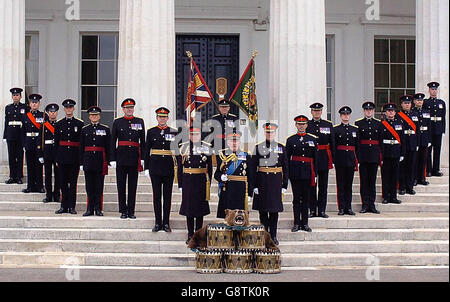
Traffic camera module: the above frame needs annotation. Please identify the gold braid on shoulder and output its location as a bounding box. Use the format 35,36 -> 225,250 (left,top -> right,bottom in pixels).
219,151 -> 238,171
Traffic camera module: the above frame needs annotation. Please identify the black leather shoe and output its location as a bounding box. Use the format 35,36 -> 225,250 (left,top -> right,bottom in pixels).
95,210 -> 104,216
69,208 -> 77,215
382,199 -> 389,204
272,237 -> 279,245
301,225 -> 312,232
55,208 -> 68,214
42,197 -> 52,203
319,212 -> 329,218
369,207 -> 380,214
120,213 -> 128,219
309,211 -> 317,218
22,188 -> 32,193
186,235 -> 193,245
128,214 -> 137,219
346,209 -> 356,216
418,180 -> 429,186
413,180 -> 418,186
391,199 -> 402,204
338,209 -> 345,216
406,189 -> 416,195
398,190 -> 406,195
152,224 -> 162,232
291,224 -> 300,232
83,211 -> 94,217
5,178 -> 16,184
16,179 -> 23,184
432,172 -> 443,177
163,224 -> 172,232
360,206 -> 369,214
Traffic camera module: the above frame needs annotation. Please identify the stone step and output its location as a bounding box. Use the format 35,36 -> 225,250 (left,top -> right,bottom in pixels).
0,239 -> 447,254
1,251 -> 447,267
0,215 -> 447,230
0,228 -> 447,241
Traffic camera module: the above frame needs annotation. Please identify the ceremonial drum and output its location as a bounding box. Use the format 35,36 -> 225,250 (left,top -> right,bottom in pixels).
207,225 -> 235,250
254,250 -> 281,274
223,250 -> 253,274
237,225 -> 265,250
195,251 -> 223,274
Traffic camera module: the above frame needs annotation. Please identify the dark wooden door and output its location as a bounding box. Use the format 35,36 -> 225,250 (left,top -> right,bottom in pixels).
176,35 -> 240,121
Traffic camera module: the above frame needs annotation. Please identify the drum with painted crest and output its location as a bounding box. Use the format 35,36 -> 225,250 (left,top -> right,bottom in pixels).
254,250 -> 281,274
223,250 -> 253,274
236,225 -> 265,250
195,250 -> 223,274
207,224 -> 235,250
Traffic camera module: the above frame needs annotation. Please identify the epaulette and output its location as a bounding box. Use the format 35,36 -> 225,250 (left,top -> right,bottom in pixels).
201,141 -> 212,147
355,118 -> 364,122
82,124 -> 90,129
324,119 -> 333,124
212,114 -> 220,118
256,140 -> 266,146
56,118 -> 65,123
229,113 -> 237,117
278,142 -> 286,147
373,118 -> 381,122
351,124 -> 359,128
307,133 -> 318,139
334,124 -> 340,127
74,117 -> 84,123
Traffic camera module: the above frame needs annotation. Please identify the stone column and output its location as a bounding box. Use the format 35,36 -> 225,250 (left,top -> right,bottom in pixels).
269,0 -> 327,141
416,0 -> 449,168
0,0 -> 25,161
117,0 -> 175,124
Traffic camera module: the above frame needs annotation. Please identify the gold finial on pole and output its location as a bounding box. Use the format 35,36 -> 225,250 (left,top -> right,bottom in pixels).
186,51 -> 193,58
252,50 -> 258,59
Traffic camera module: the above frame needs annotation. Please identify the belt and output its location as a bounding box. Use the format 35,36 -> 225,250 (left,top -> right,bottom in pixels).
150,149 -> 174,156
420,126 -> 428,131
118,141 -> 143,172
257,167 -> 283,173
317,144 -> 333,170
26,132 -> 39,137
430,116 -> 442,121
60,141 -> 80,147
227,175 -> 248,182
360,140 -> 379,145
85,146 -> 108,176
8,121 -> 22,126
383,139 -> 399,145
183,168 -> 210,200
291,156 -> 316,186
44,140 -> 54,145
336,145 -> 358,171
404,130 -> 416,135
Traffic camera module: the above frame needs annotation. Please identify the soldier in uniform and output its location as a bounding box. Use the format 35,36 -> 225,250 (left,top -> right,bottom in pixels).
252,123 -> 288,245
80,106 -> 111,217
54,99 -> 84,215
380,103 -> 406,205
208,99 -> 239,153
333,106 -> 359,216
110,99 -> 146,219
413,93 -> 431,186
39,103 -> 60,203
307,102 -> 334,218
21,94 -> 45,193
286,115 -> 317,232
144,107 -> 178,231
355,101 -> 382,214
397,95 -> 419,195
424,82 -> 446,177
214,131 -> 254,219
177,127 -> 212,244
3,88 -> 27,184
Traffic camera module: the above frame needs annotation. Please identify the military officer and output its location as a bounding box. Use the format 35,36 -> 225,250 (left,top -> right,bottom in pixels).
286,115 -> 317,232
214,131 -> 254,219
252,123 -> 288,245
110,99 -> 146,219
21,94 -> 45,193
380,103 -> 406,204
397,95 -> 419,195
3,88 -> 27,184
333,106 -> 359,216
413,93 -> 431,186
80,106 -> 110,217
177,127 -> 212,244
39,103 -> 60,203
144,107 -> 178,231
307,102 -> 334,218
355,101 -> 382,214
54,99 -> 84,215
207,99 -> 239,153
424,82 -> 446,177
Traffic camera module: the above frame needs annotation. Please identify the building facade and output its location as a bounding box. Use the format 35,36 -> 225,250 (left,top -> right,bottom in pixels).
0,0 -> 448,161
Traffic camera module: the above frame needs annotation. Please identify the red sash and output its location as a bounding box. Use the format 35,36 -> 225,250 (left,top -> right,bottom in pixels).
118,141 -> 143,172
44,122 -> 55,134
397,112 -> 417,133
60,141 -> 80,147
85,146 -> 108,176
291,156 -> 316,186
27,112 -> 41,130
382,120 -> 401,144
337,145 -> 359,171
317,144 -> 333,170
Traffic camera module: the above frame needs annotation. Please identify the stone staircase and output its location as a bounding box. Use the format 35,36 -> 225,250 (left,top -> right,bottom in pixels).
0,163 -> 448,269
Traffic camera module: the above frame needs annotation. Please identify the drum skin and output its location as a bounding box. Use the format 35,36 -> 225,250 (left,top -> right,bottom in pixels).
195,251 -> 223,274
223,250 -> 253,274
254,250 -> 281,274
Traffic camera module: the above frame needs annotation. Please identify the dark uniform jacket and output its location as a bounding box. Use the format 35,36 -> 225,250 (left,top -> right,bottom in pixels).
111,116 -> 145,167
306,118 -> 335,171
412,106 -> 431,147
144,125 -> 179,176
177,141 -> 213,217
355,117 -> 383,164
21,110 -> 44,152
333,123 -> 359,168
380,117 -> 406,159
252,140 -> 288,213
424,97 -> 446,135
39,118 -> 58,161
396,110 -> 419,152
286,133 -> 318,181
54,117 -> 85,165
214,148 -> 255,218
80,123 -> 111,172
4,102 -> 28,141
207,113 -> 239,150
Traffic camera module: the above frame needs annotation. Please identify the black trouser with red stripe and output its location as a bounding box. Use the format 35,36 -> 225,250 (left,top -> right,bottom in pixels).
44,159 -> 60,201
291,179 -> 310,226
187,216 -> 204,237
381,157 -> 399,202
59,164 -> 80,209
84,170 -> 105,212
7,140 -> 23,180
25,150 -> 43,190
310,170 -> 329,214
427,134 -> 443,174
117,165 -> 139,216
259,211 -> 279,239
359,163 -> 378,209
399,150 -> 417,191
150,174 -> 174,226
335,166 -> 355,211
416,146 -> 428,182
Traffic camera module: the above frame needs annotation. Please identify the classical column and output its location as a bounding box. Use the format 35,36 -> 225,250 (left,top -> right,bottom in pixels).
269,0 -> 327,141
117,0 -> 175,123
416,0 -> 449,167
0,0 -> 25,161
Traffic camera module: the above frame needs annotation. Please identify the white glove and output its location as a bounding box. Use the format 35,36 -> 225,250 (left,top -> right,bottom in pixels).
221,174 -> 228,182
38,158 -> 44,164
428,143 -> 432,147
179,187 -> 182,193
400,156 -> 404,162
3,139 -> 6,143
110,161 -> 117,169
80,166 -> 83,171
253,188 -> 259,195
416,146 -> 419,151
282,188 -> 287,194
141,160 -> 145,168
144,169 -> 150,179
